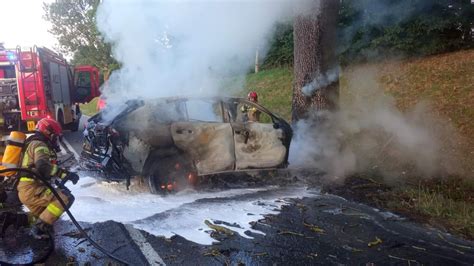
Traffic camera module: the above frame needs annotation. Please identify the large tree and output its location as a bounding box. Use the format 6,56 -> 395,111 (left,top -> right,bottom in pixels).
292,0 -> 340,122
44,0 -> 117,78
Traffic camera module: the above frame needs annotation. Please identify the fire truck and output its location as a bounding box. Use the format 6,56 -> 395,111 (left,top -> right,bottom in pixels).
0,46 -> 99,134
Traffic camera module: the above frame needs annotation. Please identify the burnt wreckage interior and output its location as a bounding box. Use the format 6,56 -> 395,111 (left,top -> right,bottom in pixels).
81,97 -> 292,193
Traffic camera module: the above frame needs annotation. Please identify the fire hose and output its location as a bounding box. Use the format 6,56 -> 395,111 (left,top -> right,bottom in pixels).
0,168 -> 130,265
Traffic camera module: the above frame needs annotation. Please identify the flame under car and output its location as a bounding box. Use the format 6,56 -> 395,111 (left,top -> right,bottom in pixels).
80,97 -> 293,193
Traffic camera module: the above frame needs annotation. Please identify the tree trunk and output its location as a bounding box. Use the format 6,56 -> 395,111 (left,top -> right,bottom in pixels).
292,0 -> 340,122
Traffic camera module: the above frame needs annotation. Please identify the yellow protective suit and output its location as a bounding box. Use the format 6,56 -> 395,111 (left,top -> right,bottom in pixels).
17,138 -> 72,225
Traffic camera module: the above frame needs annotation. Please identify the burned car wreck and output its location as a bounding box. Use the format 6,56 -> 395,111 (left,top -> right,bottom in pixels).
80,97 -> 292,193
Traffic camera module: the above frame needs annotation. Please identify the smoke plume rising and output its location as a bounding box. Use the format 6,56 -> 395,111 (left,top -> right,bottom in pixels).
302,67 -> 339,96
96,0 -> 293,108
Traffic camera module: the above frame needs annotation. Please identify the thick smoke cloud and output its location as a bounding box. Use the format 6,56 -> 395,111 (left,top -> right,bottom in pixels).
96,0 -> 293,107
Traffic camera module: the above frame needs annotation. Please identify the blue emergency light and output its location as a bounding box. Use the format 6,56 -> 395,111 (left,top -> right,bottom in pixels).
6,52 -> 16,61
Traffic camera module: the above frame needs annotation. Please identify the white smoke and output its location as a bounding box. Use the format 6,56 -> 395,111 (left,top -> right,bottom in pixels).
290,66 -> 466,181
96,0 -> 294,105
302,67 -> 340,96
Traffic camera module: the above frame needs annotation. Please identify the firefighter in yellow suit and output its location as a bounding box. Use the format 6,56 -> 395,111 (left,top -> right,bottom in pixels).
17,118 -> 79,239
241,91 -> 261,122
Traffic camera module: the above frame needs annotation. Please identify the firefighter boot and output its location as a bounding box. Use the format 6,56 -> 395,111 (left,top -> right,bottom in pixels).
30,220 -> 52,240
0,212 -> 16,237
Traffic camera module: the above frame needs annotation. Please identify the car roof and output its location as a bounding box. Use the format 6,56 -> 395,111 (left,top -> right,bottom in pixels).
91,96 -> 284,124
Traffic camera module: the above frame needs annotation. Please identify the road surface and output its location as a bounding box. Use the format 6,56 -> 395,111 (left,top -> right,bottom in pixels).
9,116 -> 473,265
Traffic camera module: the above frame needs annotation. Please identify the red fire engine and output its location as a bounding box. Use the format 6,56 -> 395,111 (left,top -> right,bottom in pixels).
0,46 -> 99,133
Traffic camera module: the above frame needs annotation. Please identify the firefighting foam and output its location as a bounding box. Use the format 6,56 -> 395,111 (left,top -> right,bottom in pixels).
68,176 -> 315,245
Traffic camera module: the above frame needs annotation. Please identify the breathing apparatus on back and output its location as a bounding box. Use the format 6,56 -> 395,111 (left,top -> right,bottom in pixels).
0,118 -> 63,178
0,131 -> 27,177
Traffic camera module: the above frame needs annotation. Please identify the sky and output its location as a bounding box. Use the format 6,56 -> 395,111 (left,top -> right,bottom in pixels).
0,0 -> 56,49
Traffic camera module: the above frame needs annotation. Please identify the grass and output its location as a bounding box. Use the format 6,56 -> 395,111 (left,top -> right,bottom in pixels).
244,49 -> 474,239
378,49 -> 474,148
244,67 -> 293,121
389,177 -> 474,239
80,97 -> 99,117
374,51 -> 474,238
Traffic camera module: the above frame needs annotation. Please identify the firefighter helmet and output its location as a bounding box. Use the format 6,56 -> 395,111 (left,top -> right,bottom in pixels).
36,118 -> 63,139
36,118 -> 63,152
247,91 -> 258,101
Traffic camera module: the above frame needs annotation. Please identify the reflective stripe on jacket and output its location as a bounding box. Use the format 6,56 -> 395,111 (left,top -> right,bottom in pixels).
20,140 -> 59,180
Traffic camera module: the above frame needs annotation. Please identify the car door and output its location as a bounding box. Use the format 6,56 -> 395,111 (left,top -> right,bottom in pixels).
230,100 -> 288,170
170,99 -> 236,175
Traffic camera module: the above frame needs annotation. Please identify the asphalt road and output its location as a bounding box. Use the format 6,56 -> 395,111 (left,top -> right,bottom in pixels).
27,116 -> 473,265
60,115 -> 88,157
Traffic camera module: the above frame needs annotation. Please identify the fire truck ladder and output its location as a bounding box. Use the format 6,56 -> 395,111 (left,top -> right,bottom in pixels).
16,46 -> 41,119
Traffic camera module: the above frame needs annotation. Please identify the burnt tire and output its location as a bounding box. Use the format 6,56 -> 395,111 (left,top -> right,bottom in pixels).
146,156 -> 197,194
147,173 -> 161,194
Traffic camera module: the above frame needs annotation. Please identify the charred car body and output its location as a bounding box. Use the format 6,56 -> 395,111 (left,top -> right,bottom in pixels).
80,97 -> 292,193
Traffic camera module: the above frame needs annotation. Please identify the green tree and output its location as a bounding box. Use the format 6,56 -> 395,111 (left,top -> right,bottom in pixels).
263,23 -> 294,68
44,0 -> 118,78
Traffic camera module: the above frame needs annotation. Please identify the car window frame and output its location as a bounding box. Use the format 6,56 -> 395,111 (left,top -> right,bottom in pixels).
183,98 -> 226,123
224,98 -> 281,125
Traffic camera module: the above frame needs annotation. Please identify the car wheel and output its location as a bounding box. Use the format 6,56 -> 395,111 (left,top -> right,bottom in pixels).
146,156 -> 197,194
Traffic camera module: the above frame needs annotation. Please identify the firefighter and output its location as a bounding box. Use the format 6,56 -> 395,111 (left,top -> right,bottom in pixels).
16,118 -> 79,239
241,91 -> 261,122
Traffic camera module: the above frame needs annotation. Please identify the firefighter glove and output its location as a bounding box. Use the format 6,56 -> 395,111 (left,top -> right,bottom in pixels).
65,172 -> 80,185
58,169 -> 79,185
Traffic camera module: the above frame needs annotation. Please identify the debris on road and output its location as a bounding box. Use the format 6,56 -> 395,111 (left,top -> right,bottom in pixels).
277,230 -> 304,237
342,245 -> 363,253
203,248 -> 222,257
62,228 -> 90,239
205,220 -> 235,236
388,254 -> 418,264
303,221 -> 325,234
368,236 -> 383,247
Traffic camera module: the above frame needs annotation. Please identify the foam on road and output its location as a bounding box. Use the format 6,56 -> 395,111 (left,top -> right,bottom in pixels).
68,176 -> 317,245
